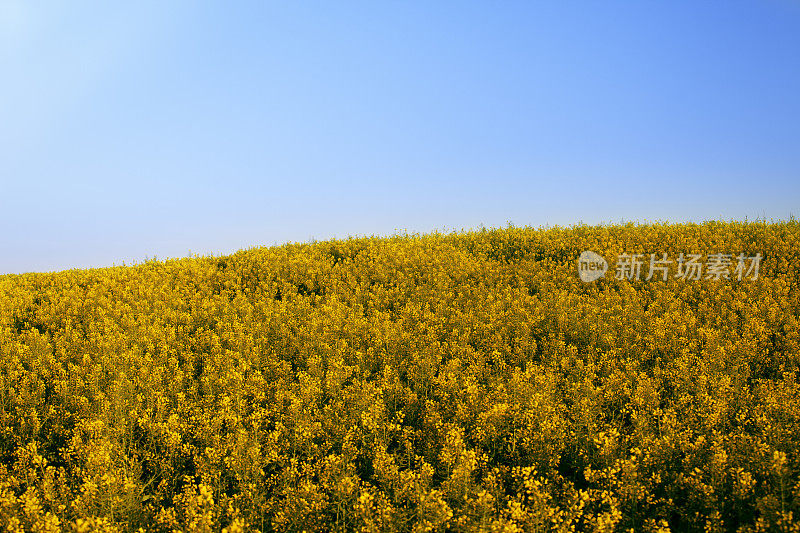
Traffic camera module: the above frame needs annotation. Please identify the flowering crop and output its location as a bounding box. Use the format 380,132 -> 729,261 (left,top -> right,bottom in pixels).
1,220 -> 799,531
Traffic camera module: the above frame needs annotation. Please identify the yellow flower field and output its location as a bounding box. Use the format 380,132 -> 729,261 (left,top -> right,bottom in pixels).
1,220 -> 799,532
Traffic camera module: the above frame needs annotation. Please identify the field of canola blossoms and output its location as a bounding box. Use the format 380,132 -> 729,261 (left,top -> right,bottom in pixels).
1,220 -> 799,532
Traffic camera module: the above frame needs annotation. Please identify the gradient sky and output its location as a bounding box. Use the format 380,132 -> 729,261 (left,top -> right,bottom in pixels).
2,1 -> 799,274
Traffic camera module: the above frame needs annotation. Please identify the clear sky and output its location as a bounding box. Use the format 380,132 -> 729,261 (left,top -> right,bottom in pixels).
2,1 -> 799,274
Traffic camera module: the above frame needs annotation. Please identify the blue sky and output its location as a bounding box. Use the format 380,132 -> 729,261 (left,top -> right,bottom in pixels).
1,1 -> 799,274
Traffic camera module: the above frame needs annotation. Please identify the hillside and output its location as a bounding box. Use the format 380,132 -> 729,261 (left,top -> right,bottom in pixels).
1,221 -> 799,532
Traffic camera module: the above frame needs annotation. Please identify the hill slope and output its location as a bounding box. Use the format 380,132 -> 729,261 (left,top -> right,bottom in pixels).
1,221 -> 799,531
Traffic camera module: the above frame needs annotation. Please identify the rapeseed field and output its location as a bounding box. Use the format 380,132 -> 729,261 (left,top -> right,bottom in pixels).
1,220 -> 799,532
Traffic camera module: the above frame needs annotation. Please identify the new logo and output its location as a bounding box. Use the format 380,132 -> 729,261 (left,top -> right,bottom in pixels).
577,251 -> 608,282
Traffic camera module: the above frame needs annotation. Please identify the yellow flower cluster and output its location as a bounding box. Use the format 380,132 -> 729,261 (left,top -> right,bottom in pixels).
0,220 -> 799,531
